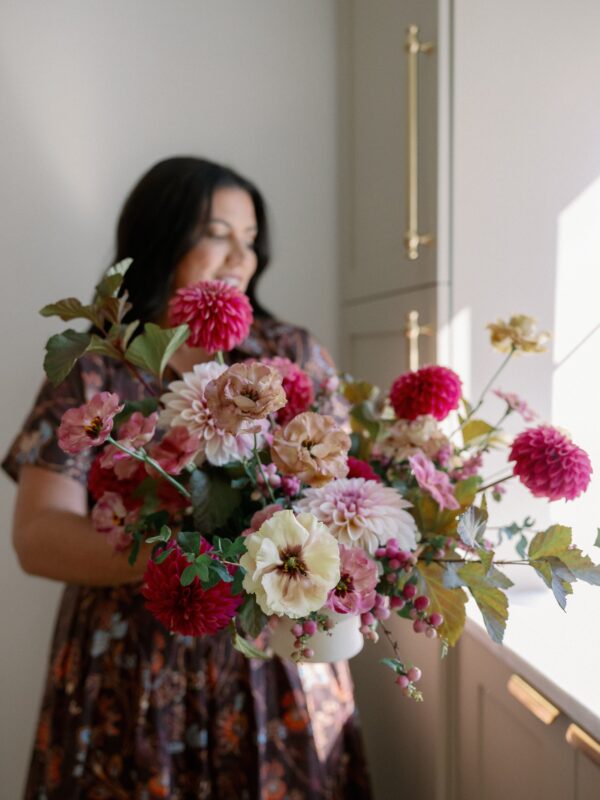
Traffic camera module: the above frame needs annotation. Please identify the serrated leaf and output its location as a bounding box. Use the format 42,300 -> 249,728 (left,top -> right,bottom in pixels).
557,548 -> 600,586
532,560 -> 571,611
230,626 -> 271,660
125,322 -> 189,379
454,477 -> 482,508
462,419 -> 495,446
238,595 -> 268,639
85,333 -> 122,361
189,469 -> 241,534
528,525 -> 572,560
478,548 -> 494,574
94,259 -> 132,299
43,329 -> 92,386
457,505 -> 488,547
121,320 -> 140,349
39,297 -> 102,327
458,562 -> 509,643
99,295 -> 132,326
419,562 -> 468,646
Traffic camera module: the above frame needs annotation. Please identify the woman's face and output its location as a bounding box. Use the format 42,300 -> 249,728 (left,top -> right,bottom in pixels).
173,187 -> 258,294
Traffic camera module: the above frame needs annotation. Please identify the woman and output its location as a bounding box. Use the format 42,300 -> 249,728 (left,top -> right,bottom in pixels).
4,157 -> 372,799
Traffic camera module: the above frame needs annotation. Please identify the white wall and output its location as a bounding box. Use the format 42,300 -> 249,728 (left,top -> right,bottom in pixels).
452,0 -> 600,555
0,2 -> 339,794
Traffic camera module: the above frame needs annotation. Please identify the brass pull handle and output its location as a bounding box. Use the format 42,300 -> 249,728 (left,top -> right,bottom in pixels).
566,724 -> 600,767
405,25 -> 434,261
507,675 -> 560,725
404,310 -> 433,371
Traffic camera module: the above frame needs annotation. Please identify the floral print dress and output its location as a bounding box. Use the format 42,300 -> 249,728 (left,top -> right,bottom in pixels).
3,316 -> 373,800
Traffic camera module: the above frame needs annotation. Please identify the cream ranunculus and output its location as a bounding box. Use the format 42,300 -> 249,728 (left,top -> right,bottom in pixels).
239,509 -> 341,618
205,362 -> 287,433
487,315 -> 550,354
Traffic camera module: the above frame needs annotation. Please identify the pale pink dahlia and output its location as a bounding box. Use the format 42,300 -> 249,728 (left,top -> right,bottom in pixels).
390,366 -> 462,421
58,392 -> 124,454
494,389 -> 537,422
409,452 -> 460,510
168,279 -> 253,353
160,362 -> 264,466
509,425 -> 592,501
262,357 -> 315,425
295,477 -> 418,554
326,544 -> 378,615
91,491 -> 134,551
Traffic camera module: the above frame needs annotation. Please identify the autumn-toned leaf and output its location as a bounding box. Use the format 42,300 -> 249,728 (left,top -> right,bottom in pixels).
458,562 -> 509,643
419,561 -> 468,646
462,419 -> 495,446
528,525 -> 572,560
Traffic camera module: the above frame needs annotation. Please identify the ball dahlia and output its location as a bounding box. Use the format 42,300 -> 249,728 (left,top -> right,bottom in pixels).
168,279 -> 253,353
389,366 -> 462,421
262,357 -> 315,425
509,425 -> 592,501
142,541 -> 243,636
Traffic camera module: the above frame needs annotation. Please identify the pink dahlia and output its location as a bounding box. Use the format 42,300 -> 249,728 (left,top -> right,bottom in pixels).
142,541 -> 243,636
326,544 -> 378,615
58,392 -> 124,454
91,491 -> 134,551
295,477 -> 418,554
347,456 -> 382,483
389,366 -> 462,421
509,425 -> 592,501
168,279 -> 253,354
409,452 -> 460,510
262,357 -> 315,425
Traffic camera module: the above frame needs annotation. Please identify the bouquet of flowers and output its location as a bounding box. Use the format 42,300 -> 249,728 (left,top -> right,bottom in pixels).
41,264 -> 600,700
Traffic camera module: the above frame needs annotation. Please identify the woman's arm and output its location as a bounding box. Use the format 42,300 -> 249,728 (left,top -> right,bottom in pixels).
12,465 -> 151,586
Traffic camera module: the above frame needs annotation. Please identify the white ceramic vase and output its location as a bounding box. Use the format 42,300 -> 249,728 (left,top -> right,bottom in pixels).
269,611 -> 364,663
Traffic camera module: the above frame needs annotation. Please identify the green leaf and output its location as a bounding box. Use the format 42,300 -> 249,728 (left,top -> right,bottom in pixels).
85,333 -> 123,361
180,565 -> 198,586
208,560 -> 234,584
231,567 -> 245,595
558,548 -> 600,586
43,329 -> 91,386
145,525 -> 172,545
528,525 -> 572,560
121,320 -> 140,349
238,595 -> 267,639
531,559 -> 571,611
153,548 -> 174,565
350,402 -> 381,441
458,562 -> 509,643
194,554 -> 212,583
462,419 -> 495,446
98,295 -> 132,326
189,469 -> 241,534
94,258 -> 132,299
125,322 -> 189,379
177,531 -> 201,554
595,529 -> 600,548
419,562 -> 468,646
478,548 -> 494,574
454,477 -> 482,508
39,297 -> 102,327
230,626 -> 271,660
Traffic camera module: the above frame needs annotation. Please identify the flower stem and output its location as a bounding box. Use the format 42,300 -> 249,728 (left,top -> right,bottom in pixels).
215,351 -> 225,365
253,434 -> 278,505
451,347 -> 516,437
477,473 -> 515,494
106,436 -> 191,499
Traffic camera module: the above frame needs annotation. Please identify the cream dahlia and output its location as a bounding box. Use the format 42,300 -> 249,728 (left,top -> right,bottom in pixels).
295,477 -> 418,554
239,509 -> 341,618
376,415 -> 450,463
159,362 -> 265,466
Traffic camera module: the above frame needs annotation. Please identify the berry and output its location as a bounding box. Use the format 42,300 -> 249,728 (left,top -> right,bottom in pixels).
407,666 -> 422,682
395,674 -> 410,688
303,620 -> 317,636
428,612 -> 444,628
413,619 -> 427,634
403,583 -> 417,600
414,595 -> 430,612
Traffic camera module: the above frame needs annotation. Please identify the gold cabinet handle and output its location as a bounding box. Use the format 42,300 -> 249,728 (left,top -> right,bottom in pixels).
566,724 -> 600,767
404,25 -> 434,261
404,310 -> 433,371
507,675 -> 560,725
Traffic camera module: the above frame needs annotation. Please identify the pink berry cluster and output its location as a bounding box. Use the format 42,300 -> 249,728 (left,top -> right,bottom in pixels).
360,593 -> 391,642
289,615 -> 333,662
394,664 -> 424,699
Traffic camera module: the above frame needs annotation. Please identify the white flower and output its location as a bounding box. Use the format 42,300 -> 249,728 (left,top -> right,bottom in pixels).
376,415 -> 449,463
160,362 -> 266,466
295,477 -> 419,555
240,510 -> 341,618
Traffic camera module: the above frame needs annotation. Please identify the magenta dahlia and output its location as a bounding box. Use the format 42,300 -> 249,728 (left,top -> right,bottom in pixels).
389,365 -> 462,421
142,541 -> 243,637
168,279 -> 253,353
346,456 -> 382,483
261,357 -> 315,425
509,425 -> 592,501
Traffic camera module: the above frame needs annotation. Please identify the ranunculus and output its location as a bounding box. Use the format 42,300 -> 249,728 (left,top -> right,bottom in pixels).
168,279 -> 253,353
142,541 -> 243,636
91,491 -> 134,551
160,362 -> 263,466
270,411 -> 350,488
295,477 -> 418,554
240,509 -> 341,618
147,425 -> 202,474
326,544 -> 379,615
58,392 -> 124,454
204,362 -> 286,433
100,411 -> 158,477
389,367 -> 462,422
409,452 -> 460,511
487,315 -> 550,354
509,425 -> 592,501
261,357 -> 315,425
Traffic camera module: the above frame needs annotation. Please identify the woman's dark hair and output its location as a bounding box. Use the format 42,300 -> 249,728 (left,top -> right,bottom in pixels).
115,156 -> 272,322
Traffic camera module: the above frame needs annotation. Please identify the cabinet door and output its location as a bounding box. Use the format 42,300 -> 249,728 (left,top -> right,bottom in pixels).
457,632 -> 574,800
341,0 -> 439,301
342,287 -> 440,391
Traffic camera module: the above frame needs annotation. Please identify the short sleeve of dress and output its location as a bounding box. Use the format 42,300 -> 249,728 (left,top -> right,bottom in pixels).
1,357 -> 107,485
